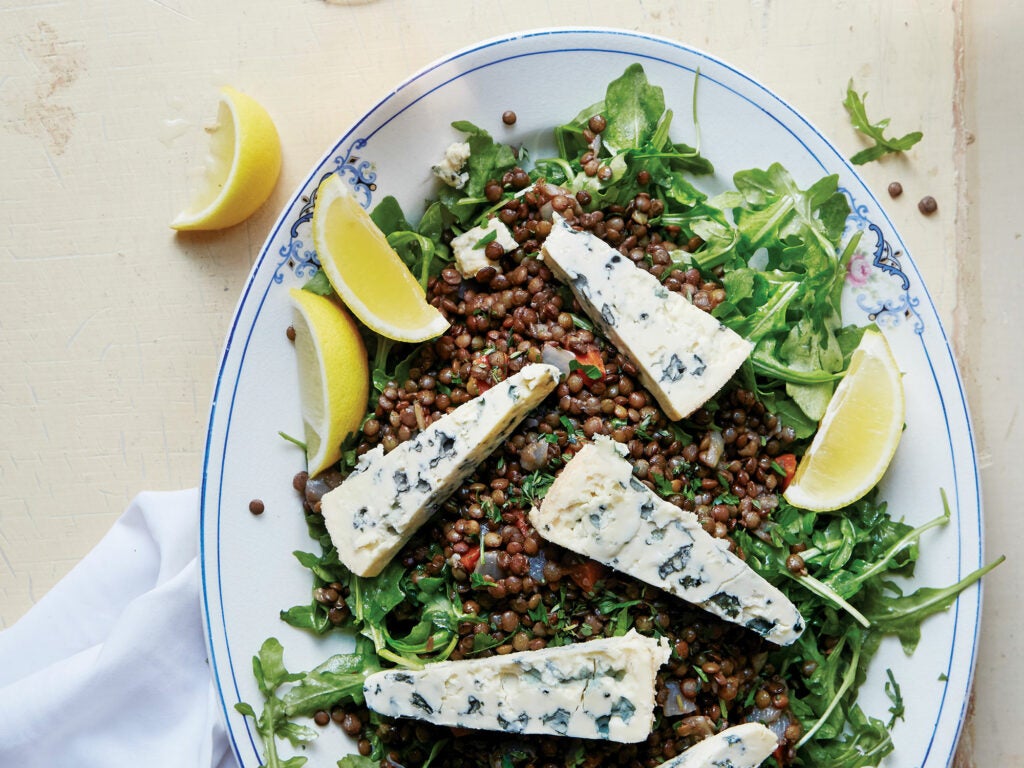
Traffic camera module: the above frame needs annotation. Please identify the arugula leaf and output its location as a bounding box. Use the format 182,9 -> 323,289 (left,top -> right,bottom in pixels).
369,195 -> 412,234
688,164 -> 859,423
449,120 -> 518,200
728,165 -> 847,262
282,638 -> 380,716
884,669 -> 906,728
542,64 -> 711,216
860,555 -> 1004,653
337,757 -> 378,768
515,470 -> 556,506
301,269 -> 333,297
369,336 -> 423,398
386,230 -> 439,289
844,80 -> 923,165
602,63 -> 667,152
235,638 -> 315,768
367,194 -> 444,289
568,359 -> 601,380
735,489 -> 1002,765
473,228 -> 498,249
379,572 -> 480,660
347,560 -> 407,629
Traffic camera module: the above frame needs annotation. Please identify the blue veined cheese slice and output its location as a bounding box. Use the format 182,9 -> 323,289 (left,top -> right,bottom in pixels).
529,438 -> 804,645
541,216 -> 753,420
363,630 -> 671,742
654,723 -> 778,768
321,363 -> 559,577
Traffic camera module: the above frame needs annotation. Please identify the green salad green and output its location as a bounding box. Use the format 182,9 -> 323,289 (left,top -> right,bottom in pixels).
238,64 -> 999,768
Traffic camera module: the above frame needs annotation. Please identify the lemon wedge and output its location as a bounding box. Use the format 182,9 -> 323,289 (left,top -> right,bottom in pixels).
783,326 -> 905,512
171,87 -> 282,231
311,173 -> 449,342
288,288 -> 370,477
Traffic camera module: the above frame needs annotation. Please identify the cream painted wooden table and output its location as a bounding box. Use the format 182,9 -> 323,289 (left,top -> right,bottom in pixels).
1,1 -> 1019,765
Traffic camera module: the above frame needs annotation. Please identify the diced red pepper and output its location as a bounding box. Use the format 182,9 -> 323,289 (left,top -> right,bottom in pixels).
776,453 -> 798,491
570,560 -> 605,593
469,354 -> 493,394
573,348 -> 607,381
460,545 -> 481,572
508,509 -> 531,538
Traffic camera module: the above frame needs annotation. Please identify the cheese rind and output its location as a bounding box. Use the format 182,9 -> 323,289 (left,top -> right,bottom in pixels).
654,723 -> 778,768
529,438 -> 804,645
542,216 -> 753,419
363,630 -> 671,742
321,363 -> 559,577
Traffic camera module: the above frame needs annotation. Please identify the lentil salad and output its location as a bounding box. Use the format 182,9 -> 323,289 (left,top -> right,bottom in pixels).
236,65 -> 999,768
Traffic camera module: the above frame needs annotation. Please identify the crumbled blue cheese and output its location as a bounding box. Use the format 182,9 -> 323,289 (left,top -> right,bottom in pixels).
363,630 -> 671,742
653,723 -> 778,768
321,363 -> 559,577
529,438 -> 804,645
432,141 -> 471,189
542,216 -> 753,419
451,218 -> 517,278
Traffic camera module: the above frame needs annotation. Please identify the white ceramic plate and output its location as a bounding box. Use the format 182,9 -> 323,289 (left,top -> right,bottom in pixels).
201,28 -> 984,768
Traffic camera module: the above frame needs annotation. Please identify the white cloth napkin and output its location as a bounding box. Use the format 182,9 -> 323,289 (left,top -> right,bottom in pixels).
0,489 -> 235,768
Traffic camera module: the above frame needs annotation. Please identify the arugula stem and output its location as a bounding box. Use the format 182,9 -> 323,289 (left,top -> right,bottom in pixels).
691,68 -> 702,156
851,503 -> 950,587
793,571 -> 871,628
868,556 -> 1005,625
797,640 -> 861,748
631,150 -> 701,162
376,645 -> 425,670
277,431 -> 307,451
419,253 -> 431,291
739,282 -> 800,343
373,337 -> 395,376
751,352 -> 846,384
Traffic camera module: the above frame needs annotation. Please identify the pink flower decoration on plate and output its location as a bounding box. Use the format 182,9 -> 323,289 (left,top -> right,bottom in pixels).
846,252 -> 873,286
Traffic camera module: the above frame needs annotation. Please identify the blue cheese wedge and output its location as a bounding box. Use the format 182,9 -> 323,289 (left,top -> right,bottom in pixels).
321,363 -> 559,577
363,630 -> 670,742
542,216 -> 753,419
529,438 -> 804,645
654,723 -> 778,768
451,218 -> 517,278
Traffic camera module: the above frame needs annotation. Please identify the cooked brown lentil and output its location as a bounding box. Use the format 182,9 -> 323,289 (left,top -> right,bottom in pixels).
289,176 -> 807,767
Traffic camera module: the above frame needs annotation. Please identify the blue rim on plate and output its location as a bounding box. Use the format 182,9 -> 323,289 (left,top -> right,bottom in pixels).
201,27 -> 983,768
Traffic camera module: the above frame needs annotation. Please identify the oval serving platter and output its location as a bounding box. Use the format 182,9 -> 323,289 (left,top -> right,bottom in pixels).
200,28 -> 983,768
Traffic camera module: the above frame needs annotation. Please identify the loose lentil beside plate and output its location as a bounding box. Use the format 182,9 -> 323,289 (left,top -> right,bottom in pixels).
238,65 -> 1000,768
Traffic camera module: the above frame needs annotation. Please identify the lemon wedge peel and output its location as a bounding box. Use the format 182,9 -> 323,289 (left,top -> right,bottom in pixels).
310,173 -> 449,343
171,86 -> 282,231
783,326 -> 905,513
288,288 -> 370,477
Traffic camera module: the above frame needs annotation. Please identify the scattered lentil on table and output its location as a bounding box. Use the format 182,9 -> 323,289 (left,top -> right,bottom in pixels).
918,195 -> 938,215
